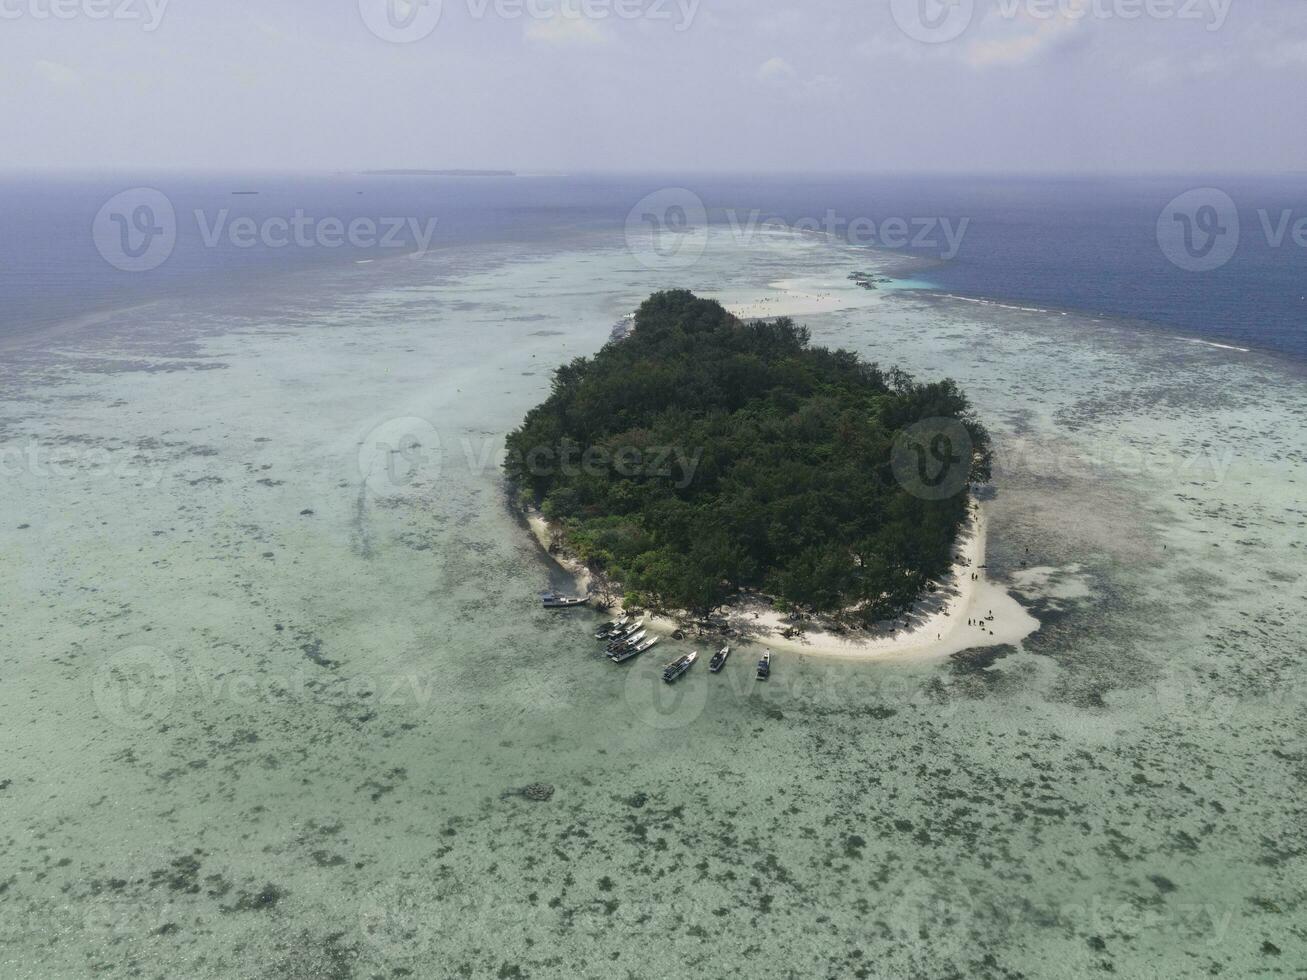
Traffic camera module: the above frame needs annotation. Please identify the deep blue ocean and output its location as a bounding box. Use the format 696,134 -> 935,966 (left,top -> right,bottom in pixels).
1,173 -> 1303,356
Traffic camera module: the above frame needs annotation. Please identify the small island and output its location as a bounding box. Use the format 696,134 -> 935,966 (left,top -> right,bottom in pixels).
507,290 -> 1012,656
360,169 -> 517,178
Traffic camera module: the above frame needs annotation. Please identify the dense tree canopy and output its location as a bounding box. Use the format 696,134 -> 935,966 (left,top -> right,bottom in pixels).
506,290 -> 990,619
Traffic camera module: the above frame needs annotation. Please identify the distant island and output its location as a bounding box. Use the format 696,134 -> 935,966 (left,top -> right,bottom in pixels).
360,169 -> 516,178
506,290 -> 991,627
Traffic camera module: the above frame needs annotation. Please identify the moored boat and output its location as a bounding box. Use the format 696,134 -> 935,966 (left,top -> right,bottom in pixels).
607,629 -> 647,654
756,650 -> 771,680
541,591 -> 588,609
603,618 -> 644,644
594,616 -> 629,640
662,650 -> 698,684
611,635 -> 659,663
709,645 -> 730,673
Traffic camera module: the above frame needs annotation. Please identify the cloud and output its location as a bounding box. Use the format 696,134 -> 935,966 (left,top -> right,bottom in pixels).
965,14 -> 1083,68
1247,22 -> 1307,69
756,56 -> 798,84
34,60 -> 82,88
754,57 -> 841,100
1262,39 -> 1307,68
1136,20 -> 1307,82
525,16 -> 607,45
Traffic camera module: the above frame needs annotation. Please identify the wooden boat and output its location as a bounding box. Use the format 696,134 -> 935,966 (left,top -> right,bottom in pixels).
541,591 -> 588,609
611,635 -> 658,664
607,629 -> 647,654
606,625 -> 644,648
756,650 -> 771,681
708,645 -> 730,673
605,617 -> 645,642
594,616 -> 629,640
662,651 -> 698,684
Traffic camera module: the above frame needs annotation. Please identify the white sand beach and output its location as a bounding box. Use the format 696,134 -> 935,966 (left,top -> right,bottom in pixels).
527,509 -> 593,592
530,500 -> 1038,663
715,276 -> 888,320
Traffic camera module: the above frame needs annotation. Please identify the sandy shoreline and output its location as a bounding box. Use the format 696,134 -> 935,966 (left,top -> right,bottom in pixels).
527,510 -> 593,593
527,500 -> 1038,663
715,277 -> 886,321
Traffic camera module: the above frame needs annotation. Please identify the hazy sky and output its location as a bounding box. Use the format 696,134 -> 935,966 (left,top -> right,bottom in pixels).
4,0 -> 1305,173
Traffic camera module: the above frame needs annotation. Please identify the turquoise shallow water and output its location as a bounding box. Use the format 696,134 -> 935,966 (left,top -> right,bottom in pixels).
0,229 -> 1304,978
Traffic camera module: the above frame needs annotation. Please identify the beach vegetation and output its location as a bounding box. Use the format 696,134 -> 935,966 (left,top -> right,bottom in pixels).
506,290 -> 990,620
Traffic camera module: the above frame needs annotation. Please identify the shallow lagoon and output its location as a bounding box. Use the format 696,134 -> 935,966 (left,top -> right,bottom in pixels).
1,228 -> 1303,978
